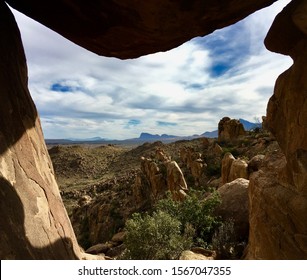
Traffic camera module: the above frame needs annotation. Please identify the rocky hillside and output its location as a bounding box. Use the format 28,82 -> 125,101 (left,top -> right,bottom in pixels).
48,118 -> 280,259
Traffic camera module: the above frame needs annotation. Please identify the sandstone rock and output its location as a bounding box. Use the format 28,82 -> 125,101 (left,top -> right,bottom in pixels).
7,0 -> 277,59
111,231 -> 126,243
266,11 -> 307,195
221,153 -> 235,185
80,252 -> 105,260
180,147 -> 206,186
248,154 -> 265,174
0,2 -> 81,259
228,159 -> 249,182
262,116 -> 268,131
166,161 -> 188,201
221,153 -> 248,185
218,117 -> 245,142
1,0 -> 306,261
191,247 -> 217,258
216,178 -> 249,241
179,250 -> 215,260
213,143 -> 224,155
85,243 -> 110,255
133,150 -> 188,204
247,149 -> 307,259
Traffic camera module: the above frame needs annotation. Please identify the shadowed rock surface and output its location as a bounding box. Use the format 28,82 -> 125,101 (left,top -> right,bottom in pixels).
6,0 -> 277,58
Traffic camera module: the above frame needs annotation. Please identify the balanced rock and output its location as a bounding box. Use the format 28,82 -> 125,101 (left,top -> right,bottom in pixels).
218,117 -> 245,142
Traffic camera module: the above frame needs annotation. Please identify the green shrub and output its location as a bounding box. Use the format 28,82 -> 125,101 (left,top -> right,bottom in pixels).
123,211 -> 193,260
206,162 -> 221,177
156,190 -> 221,247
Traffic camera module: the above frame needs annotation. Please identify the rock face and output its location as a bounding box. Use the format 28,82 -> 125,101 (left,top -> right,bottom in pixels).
247,149 -> 307,259
218,117 -> 246,142
0,2 -> 81,259
6,0 -> 277,59
246,0 -> 307,259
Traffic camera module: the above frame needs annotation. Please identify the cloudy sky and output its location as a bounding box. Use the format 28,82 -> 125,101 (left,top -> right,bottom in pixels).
11,0 -> 292,140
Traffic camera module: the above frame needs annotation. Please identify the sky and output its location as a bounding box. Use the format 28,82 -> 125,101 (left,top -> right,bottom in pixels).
11,0 -> 292,140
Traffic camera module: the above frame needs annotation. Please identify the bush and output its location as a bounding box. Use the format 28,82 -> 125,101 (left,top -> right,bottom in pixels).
212,219 -> 244,259
123,211 -> 193,260
156,190 -> 221,247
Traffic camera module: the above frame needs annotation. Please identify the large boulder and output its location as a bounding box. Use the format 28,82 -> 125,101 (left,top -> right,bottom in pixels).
221,153 -> 248,185
216,178 -> 250,241
218,117 -> 246,142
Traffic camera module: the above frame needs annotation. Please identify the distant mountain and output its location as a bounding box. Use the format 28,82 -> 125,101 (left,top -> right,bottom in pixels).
67,136 -> 105,141
201,130 -> 218,138
239,119 -> 261,131
139,133 -> 177,140
46,118 -> 261,146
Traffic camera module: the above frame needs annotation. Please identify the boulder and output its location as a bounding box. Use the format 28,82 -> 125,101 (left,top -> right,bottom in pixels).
248,154 -> 265,174
179,250 -> 215,260
111,231 -> 126,244
218,117 -> 245,142
216,178 -> 249,241
166,161 -> 188,201
221,153 -> 248,185
221,153 -> 235,185
85,243 -> 110,255
228,159 -> 249,182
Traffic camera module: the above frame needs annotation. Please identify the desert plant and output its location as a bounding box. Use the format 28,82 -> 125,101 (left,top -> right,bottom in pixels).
123,210 -> 193,259
156,190 -> 221,247
212,219 -> 244,259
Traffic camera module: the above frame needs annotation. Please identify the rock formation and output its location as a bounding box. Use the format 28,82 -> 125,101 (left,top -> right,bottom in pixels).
0,1 -> 81,259
1,0 -> 307,259
221,153 -> 248,185
247,0 -> 307,259
133,149 -> 188,205
247,149 -> 307,259
216,178 -> 250,242
180,147 -> 206,186
218,117 -> 246,142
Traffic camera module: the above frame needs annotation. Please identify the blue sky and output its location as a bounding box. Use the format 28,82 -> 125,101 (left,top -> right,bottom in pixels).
11,0 -> 292,140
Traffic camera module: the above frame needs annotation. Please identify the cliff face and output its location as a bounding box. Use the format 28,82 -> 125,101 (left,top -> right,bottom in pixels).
1,0 -> 307,259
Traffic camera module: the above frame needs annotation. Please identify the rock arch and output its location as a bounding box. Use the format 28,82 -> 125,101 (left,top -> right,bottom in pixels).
0,0 -> 306,259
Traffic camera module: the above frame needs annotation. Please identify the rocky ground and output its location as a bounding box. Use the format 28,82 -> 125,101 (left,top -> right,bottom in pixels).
48,127 -> 280,259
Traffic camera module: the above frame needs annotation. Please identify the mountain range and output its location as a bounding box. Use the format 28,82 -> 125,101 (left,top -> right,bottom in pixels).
45,118 -> 261,145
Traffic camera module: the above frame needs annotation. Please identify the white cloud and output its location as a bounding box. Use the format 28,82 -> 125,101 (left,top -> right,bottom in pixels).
11,0 -> 292,139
